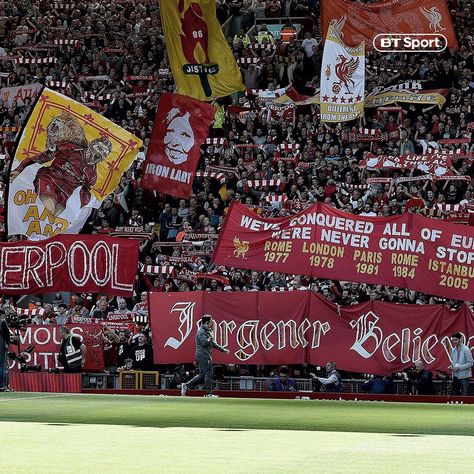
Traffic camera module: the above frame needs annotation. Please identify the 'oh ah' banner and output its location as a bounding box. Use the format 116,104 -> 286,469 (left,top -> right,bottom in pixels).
8,88 -> 142,239
212,201 -> 474,301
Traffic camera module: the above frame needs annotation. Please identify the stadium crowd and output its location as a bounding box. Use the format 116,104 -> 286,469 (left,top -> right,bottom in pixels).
0,0 -> 473,366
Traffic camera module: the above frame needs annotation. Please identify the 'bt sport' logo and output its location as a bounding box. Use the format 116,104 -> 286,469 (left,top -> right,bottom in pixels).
373,33 -> 448,53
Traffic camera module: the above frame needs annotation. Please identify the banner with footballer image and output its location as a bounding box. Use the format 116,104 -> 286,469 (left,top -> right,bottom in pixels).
160,0 -> 245,100
7,88 -> 143,239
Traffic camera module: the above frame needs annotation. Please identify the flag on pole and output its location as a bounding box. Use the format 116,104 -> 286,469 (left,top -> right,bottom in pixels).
141,93 -> 215,198
7,88 -> 142,239
320,24 -> 365,123
160,0 -> 245,100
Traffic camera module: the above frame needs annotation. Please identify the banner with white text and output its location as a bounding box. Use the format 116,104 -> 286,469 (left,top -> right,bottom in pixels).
212,201 -> 474,300
150,291 -> 474,373
0,235 -> 138,296
10,323 -> 104,372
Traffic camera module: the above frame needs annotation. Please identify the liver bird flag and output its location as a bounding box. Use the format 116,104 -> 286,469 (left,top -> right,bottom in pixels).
321,0 -> 458,51
160,0 -> 244,101
319,23 -> 365,123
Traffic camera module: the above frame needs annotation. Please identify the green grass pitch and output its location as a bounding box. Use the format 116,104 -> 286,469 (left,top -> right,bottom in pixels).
0,392 -> 473,473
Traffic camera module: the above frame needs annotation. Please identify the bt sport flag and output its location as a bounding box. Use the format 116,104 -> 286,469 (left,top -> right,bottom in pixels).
320,23 -> 365,123
141,93 -> 215,198
321,0 -> 458,51
8,88 -> 142,240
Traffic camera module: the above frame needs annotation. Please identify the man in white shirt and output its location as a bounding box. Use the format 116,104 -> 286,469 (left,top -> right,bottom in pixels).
449,332 -> 473,396
301,32 -> 319,58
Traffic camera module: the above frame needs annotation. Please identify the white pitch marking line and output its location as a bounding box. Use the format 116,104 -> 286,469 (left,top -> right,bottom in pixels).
0,393 -> 72,402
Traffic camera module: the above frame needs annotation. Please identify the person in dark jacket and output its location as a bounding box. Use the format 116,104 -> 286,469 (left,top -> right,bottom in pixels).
58,326 -> 86,373
362,375 -> 393,394
181,314 -> 230,397
269,366 -> 297,391
0,311 -> 12,391
310,361 -> 344,392
403,361 -> 435,395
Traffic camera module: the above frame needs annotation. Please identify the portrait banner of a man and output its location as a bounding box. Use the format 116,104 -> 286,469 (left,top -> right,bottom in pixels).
7,88 -> 143,240
142,93 -> 215,198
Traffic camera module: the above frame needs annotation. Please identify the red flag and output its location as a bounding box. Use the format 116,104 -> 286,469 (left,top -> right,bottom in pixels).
142,93 -> 215,198
321,0 -> 458,51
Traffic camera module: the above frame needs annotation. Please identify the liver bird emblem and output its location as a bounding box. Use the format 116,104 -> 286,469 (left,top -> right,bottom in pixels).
420,6 -> 446,32
334,55 -> 359,94
233,236 -> 249,258
329,15 -> 346,41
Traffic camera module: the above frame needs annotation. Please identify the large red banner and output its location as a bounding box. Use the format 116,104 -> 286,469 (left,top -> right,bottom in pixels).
212,201 -> 474,301
142,93 -> 215,198
0,234 -> 138,296
150,291 -> 474,374
321,0 -> 458,50
10,323 -> 104,372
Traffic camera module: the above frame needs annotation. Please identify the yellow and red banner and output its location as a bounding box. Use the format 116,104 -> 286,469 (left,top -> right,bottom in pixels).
8,88 -> 142,239
160,0 -> 245,100
321,0 -> 458,50
320,23 -> 364,123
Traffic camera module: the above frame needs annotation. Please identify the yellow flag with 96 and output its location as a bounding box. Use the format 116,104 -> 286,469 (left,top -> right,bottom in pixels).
160,0 -> 245,101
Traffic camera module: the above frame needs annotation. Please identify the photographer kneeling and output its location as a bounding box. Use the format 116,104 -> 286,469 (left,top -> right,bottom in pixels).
402,361 -> 435,395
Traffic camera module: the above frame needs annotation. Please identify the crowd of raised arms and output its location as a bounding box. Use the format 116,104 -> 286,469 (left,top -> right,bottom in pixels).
0,0 -> 473,328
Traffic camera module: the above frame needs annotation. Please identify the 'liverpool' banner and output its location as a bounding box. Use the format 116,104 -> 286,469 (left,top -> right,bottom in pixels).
11,324 -> 104,371
160,0 -> 245,100
320,23 -> 364,122
321,0 -> 458,50
0,235 -> 138,296
8,88 -> 143,239
142,93 -> 215,198
361,152 -> 453,176
150,291 -> 474,374
213,201 -> 474,300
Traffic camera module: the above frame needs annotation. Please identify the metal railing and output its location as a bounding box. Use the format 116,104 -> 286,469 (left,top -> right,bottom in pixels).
83,374 -> 470,396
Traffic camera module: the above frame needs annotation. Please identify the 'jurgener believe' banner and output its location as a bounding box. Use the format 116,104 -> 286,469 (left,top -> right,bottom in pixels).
150,291 -> 474,373
212,201 -> 474,300
0,235 -> 138,296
